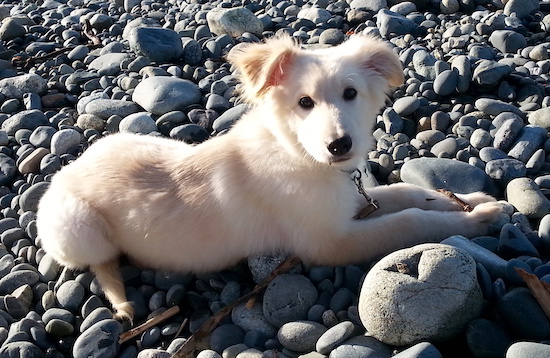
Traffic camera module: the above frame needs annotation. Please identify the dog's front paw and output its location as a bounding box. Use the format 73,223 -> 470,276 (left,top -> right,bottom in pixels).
456,192 -> 497,208
464,201 -> 503,236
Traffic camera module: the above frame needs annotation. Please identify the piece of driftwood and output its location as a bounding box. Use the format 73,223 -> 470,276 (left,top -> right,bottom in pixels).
172,255 -> 303,357
12,19 -> 102,70
119,305 -> 181,344
515,267 -> 550,320
436,189 -> 474,212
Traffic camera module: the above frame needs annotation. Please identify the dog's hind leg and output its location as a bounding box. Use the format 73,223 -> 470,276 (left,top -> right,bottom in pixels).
91,260 -> 134,323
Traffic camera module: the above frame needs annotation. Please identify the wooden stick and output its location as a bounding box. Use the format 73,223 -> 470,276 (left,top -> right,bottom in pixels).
436,189 -> 473,212
119,306 -> 181,344
515,268 -> 550,320
172,255 -> 302,357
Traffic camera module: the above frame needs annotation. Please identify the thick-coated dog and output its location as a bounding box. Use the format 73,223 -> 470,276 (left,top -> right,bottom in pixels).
37,35 -> 502,321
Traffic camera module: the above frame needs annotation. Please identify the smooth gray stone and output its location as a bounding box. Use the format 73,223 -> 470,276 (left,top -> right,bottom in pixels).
376,9 -> 418,39
85,99 -> 140,120
73,319 -> 123,358
50,129 -> 81,155
507,125 -> 548,163
400,157 -> 496,195
0,74 -> 47,100
472,60 -> 512,86
506,341 -> 550,358
497,288 -> 550,340
0,342 -> 45,358
0,153 -> 16,186
451,54 -> 471,93
466,319 -> 512,358
489,30 -> 527,54
528,106 -> 550,130
316,321 -> 355,354
412,49 -> 437,80
441,235 -> 507,279
485,159 -> 526,184
0,270 -> 40,294
349,0 -> 387,11
329,335 -> 392,358
19,181 -> 49,212
506,178 -> 550,218
503,0 -> 539,19
128,27 -> 183,63
433,69 -> 458,96
88,53 -> 130,71
263,274 -> 318,327
133,76 -> 201,115
1,110 -> 49,135
206,7 -> 263,37
392,342 -> 442,358
231,303 -> 277,337
277,320 -> 327,352
359,244 -> 483,346
0,18 -> 26,41
393,96 -> 420,116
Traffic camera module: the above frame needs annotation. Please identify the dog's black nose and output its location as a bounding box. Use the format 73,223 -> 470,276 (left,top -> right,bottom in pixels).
327,135 -> 352,156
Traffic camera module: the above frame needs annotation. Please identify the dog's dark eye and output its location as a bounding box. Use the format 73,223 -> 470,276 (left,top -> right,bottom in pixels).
343,88 -> 357,101
299,96 -> 314,109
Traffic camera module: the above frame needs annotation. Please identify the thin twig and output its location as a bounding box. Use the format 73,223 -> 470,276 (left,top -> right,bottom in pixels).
172,255 -> 302,357
119,306 -> 181,344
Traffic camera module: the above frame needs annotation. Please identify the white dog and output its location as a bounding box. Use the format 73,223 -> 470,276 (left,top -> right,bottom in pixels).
36,35 -> 502,321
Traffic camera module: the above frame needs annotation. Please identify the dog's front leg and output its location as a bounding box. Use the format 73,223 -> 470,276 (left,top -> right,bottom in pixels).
308,200 -> 502,266
363,183 -> 496,217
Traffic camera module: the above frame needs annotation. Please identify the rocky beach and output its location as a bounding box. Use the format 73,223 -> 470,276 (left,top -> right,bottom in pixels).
0,0 -> 549,357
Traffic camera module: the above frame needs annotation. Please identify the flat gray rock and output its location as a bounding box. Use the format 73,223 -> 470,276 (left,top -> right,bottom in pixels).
132,76 -> 201,115
128,27 -> 183,63
400,157 -> 496,195
0,74 -> 47,99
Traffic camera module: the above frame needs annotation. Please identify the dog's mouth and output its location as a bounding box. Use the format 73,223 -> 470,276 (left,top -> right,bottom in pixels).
329,156 -> 352,164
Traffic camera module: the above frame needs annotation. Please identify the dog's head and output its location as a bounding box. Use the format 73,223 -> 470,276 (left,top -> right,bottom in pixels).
228,35 -> 403,171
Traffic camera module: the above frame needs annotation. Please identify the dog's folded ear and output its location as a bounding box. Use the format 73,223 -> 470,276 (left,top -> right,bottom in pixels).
344,36 -> 404,89
227,35 -> 299,103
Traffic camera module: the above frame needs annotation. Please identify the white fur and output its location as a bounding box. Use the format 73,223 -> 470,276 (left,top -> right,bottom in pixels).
36,35 -> 502,321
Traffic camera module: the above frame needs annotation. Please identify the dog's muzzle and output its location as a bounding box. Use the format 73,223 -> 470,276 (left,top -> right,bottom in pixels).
327,135 -> 352,157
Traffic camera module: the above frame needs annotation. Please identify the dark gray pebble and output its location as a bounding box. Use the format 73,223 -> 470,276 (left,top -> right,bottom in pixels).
73,319 -> 123,358
19,182 -> 49,212
170,124 -> 210,144
497,287 -> 550,340
128,27 -> 183,63
209,324 -> 245,353
507,125 -> 548,163
484,159 -> 526,185
0,270 -> 39,294
263,274 -> 318,327
466,319 -> 512,358
0,342 -> 45,358
498,223 -> 539,259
